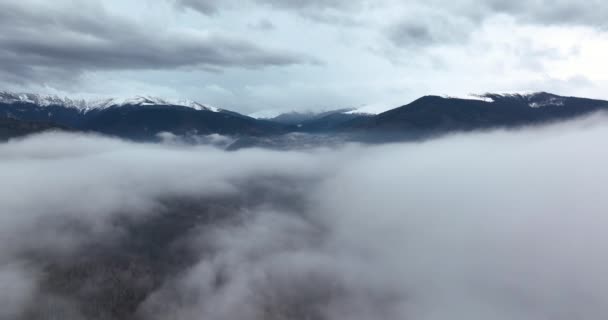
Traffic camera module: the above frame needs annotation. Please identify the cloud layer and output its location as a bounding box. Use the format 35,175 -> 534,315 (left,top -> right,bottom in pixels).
3,115 -> 608,319
0,0 -> 313,85
2,0 -> 608,112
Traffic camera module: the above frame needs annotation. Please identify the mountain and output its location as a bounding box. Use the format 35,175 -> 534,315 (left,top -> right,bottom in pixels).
2,91 -> 608,144
266,110 -> 349,125
0,92 -> 282,140
266,109 -> 373,132
0,92 -> 222,112
342,92 -> 608,139
0,117 -> 70,141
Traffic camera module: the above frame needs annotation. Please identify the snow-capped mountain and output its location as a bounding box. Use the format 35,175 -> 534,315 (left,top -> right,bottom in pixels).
342,92 -> 608,134
2,90 -> 608,143
440,92 -> 570,107
0,91 -> 90,109
480,92 -> 567,108
251,104 -> 387,120
0,90 -> 284,140
343,103 -> 394,115
0,91 -> 221,113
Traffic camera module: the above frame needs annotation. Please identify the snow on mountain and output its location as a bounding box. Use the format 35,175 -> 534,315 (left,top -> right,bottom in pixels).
442,92 -> 568,108
249,109 -> 291,119
442,94 -> 495,102
528,99 -> 565,108
0,91 -> 221,113
343,103 -> 395,115
251,107 -> 370,120
0,91 -> 89,109
0,91 -> 574,121
481,92 -> 567,108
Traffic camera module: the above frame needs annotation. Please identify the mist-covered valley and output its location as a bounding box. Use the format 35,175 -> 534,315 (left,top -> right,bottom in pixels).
5,0 -> 608,317
3,114 -> 608,319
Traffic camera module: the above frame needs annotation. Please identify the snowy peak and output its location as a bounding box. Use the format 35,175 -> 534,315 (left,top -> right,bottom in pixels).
524,92 -> 566,108
343,103 -> 395,115
87,96 -> 221,112
479,92 -> 566,108
438,92 -> 569,108
0,91 -> 221,113
0,91 -> 89,109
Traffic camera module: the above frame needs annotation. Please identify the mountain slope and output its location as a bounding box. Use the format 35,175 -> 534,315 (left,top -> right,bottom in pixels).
265,109 -> 373,132
2,91 -> 608,144
0,92 -> 283,140
267,109 -> 355,125
84,105 -> 282,140
0,117 -> 70,140
344,92 -> 608,135
294,112 -> 372,132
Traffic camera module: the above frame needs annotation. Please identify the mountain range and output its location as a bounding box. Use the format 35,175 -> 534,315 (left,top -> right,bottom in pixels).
2,91 -> 608,146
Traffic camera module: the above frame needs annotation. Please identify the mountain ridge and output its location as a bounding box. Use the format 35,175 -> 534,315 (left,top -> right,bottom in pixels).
343,92 -> 608,132
2,91 -> 608,144
0,91 -> 223,113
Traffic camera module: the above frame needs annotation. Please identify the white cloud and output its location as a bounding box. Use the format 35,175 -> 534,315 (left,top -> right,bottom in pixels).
4,115 -> 608,318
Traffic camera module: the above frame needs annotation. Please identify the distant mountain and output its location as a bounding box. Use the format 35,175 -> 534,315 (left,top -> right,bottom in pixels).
0,91 -> 282,140
342,92 -> 608,139
266,109 -> 373,132
267,109 -> 355,125
0,117 -> 70,141
0,92 -> 222,112
2,91 -> 608,144
84,104 -> 282,140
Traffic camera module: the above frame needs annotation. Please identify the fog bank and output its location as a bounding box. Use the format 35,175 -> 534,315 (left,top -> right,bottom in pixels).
2,115 -> 608,319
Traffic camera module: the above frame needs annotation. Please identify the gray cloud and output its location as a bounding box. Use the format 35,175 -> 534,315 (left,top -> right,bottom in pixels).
257,0 -> 353,10
0,131 -> 332,318
4,115 -> 608,318
384,0 -> 608,49
182,0 -> 607,49
0,264 -> 36,319
174,0 -> 362,25
0,1 -> 314,85
174,0 -> 608,60
248,18 -> 276,31
175,0 -> 224,15
481,0 -> 608,27
177,0 -> 354,13
387,12 -> 475,48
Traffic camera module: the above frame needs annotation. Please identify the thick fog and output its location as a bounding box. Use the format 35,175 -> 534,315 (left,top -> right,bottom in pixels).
3,115 -> 608,319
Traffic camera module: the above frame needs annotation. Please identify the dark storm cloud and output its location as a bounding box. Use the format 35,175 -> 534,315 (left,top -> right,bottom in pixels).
0,1 -> 314,84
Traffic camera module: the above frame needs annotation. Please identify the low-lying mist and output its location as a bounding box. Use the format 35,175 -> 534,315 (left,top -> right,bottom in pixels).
3,114 -> 608,320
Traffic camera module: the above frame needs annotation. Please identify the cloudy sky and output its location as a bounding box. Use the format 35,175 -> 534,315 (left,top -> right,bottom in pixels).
2,0 -> 608,114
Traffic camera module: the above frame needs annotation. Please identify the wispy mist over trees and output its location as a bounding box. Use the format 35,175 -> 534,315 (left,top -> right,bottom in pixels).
2,115 -> 608,319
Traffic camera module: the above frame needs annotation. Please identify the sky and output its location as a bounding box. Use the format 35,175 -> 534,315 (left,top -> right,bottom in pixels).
2,0 -> 608,114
